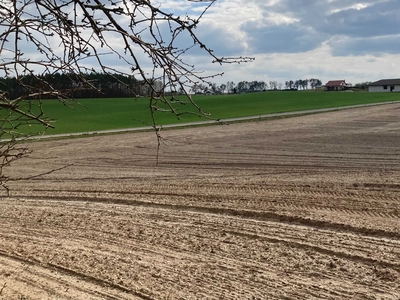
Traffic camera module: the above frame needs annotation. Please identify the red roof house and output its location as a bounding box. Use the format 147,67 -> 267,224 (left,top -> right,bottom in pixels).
325,80 -> 351,91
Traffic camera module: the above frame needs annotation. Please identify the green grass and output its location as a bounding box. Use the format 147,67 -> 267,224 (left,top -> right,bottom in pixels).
21,91 -> 400,135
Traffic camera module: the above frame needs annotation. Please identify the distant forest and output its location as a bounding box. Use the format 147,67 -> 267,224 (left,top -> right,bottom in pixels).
0,73 -> 157,99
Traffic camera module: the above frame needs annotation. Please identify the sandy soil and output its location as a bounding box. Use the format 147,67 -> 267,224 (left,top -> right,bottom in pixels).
0,103 -> 400,299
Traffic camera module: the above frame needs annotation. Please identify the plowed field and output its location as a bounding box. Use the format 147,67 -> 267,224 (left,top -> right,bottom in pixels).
1,103 -> 400,299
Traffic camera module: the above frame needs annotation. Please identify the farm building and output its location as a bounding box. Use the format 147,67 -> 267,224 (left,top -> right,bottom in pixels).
325,80 -> 352,91
368,79 -> 400,92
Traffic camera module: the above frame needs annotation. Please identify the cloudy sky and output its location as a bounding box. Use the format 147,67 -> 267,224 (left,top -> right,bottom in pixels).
153,0 -> 400,86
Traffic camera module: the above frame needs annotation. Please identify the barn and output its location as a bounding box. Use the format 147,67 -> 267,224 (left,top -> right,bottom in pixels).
368,79 -> 400,92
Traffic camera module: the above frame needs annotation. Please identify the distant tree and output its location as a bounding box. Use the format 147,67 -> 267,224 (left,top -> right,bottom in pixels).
354,82 -> 372,90
248,81 -> 257,92
309,78 -> 322,89
237,81 -> 249,93
211,83 -> 218,94
309,78 -> 316,89
303,79 -> 309,90
248,81 -> 266,92
258,81 -> 266,91
269,81 -> 278,90
226,81 -> 236,94
285,81 -> 294,89
294,79 -> 309,90
298,80 -> 303,90
191,83 -> 207,94
219,84 -> 227,94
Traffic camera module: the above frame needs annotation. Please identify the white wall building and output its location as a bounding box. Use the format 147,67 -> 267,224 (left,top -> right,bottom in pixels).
368,79 -> 400,92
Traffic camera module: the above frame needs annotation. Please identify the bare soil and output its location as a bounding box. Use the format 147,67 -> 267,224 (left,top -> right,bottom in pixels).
1,103 -> 400,299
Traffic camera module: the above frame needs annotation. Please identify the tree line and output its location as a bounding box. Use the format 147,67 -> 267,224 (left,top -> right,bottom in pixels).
191,78 -> 323,94
353,82 -> 372,90
284,78 -> 323,90
0,73 -> 165,99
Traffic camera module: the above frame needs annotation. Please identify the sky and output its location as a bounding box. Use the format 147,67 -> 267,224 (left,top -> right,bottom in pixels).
3,0 -> 399,88
152,0 -> 400,86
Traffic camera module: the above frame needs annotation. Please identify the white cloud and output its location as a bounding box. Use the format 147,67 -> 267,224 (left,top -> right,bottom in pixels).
330,2 -> 371,14
264,12 -> 299,25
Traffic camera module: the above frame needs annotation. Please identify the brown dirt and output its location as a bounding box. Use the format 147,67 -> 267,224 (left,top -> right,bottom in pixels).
1,103 -> 400,299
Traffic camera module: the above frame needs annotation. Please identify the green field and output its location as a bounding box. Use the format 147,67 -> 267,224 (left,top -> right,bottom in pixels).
20,91 -> 400,135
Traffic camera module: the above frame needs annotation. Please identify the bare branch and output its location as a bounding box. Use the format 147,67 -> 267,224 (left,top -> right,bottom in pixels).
0,0 -> 254,188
